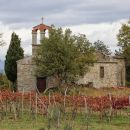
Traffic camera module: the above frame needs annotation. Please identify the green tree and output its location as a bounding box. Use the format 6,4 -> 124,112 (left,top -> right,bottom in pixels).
117,20 -> 130,65
93,40 -> 111,55
5,32 -> 24,91
116,20 -> 130,83
34,27 -> 95,87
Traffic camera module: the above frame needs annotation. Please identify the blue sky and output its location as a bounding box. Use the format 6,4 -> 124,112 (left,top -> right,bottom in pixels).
0,0 -> 130,61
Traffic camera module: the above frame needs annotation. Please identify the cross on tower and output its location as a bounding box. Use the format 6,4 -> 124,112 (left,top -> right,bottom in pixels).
41,17 -> 44,24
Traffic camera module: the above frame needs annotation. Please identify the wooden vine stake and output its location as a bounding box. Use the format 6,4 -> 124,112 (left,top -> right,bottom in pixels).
108,93 -> 112,122
21,88 -> 24,117
64,87 -> 68,108
35,92 -> 38,120
84,97 -> 89,130
12,91 -> 17,120
29,92 -> 31,114
129,95 -> 130,105
49,92 -> 51,106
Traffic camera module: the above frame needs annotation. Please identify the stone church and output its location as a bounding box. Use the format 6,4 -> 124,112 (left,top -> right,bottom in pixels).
17,23 -> 126,92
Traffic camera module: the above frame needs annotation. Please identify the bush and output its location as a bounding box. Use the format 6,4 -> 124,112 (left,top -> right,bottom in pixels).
0,73 -> 11,90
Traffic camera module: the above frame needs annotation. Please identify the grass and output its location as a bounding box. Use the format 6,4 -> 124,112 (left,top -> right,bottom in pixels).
64,86 -> 130,96
0,109 -> 130,130
0,113 -> 46,130
45,85 -> 130,97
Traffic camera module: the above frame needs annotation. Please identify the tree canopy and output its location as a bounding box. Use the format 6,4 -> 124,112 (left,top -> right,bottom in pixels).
34,27 -> 95,86
93,40 -> 111,55
116,20 -> 130,83
116,20 -> 130,65
5,32 -> 24,91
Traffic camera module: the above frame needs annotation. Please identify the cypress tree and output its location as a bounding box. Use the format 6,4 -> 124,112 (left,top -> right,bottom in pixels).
5,32 -> 24,91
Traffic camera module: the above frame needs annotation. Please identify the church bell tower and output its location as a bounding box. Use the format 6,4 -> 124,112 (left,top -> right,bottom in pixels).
32,20 -> 50,56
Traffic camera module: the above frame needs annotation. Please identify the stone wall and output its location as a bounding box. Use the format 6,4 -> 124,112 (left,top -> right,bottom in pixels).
78,62 -> 118,88
46,76 -> 60,89
32,44 -> 40,56
17,57 -> 59,92
17,54 -> 126,91
78,56 -> 126,88
114,58 -> 126,86
17,57 -> 37,92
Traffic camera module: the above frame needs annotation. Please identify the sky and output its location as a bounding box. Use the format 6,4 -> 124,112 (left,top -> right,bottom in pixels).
0,0 -> 130,61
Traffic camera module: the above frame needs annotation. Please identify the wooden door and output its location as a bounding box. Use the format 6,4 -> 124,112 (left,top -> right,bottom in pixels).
37,77 -> 46,92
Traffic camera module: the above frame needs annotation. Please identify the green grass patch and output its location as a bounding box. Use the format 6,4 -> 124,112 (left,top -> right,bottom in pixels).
0,110 -> 130,130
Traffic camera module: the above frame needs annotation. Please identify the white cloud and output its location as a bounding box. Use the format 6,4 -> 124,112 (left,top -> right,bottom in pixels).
0,22 -> 32,60
0,19 -> 128,61
64,19 -> 128,52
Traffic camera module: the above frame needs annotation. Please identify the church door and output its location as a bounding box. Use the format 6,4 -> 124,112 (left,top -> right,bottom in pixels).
37,77 -> 46,92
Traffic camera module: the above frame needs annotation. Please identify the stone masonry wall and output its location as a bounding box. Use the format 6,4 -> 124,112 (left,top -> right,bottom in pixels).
17,55 -> 126,91
17,57 -> 37,92
114,58 -> 126,86
78,62 -> 118,88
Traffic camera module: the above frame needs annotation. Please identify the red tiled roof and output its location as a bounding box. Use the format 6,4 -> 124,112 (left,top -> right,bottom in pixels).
32,24 -> 51,32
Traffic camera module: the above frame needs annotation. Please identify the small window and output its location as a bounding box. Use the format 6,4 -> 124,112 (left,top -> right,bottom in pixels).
100,66 -> 104,78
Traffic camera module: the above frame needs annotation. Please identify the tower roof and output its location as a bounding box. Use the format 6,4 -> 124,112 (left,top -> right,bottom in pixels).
32,24 -> 51,32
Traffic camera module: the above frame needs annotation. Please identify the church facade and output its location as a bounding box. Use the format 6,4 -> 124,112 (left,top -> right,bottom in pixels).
17,23 -> 126,92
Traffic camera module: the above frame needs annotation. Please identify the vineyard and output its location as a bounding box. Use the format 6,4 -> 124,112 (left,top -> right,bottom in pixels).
0,89 -> 130,130
0,90 -> 130,112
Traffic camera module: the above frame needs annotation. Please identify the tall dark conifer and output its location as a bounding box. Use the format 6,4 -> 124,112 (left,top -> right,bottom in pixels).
5,32 -> 24,91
